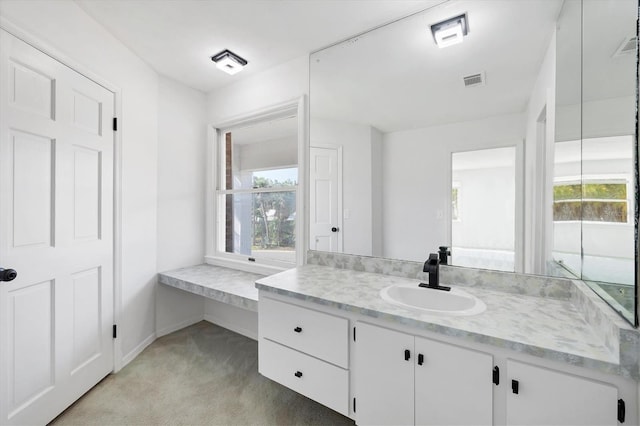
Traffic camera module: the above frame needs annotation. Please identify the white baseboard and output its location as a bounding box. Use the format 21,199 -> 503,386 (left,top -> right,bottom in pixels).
121,332 -> 156,367
156,314 -> 204,338
204,312 -> 258,340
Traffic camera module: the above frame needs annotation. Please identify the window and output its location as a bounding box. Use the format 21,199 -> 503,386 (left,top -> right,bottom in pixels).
451,183 -> 461,221
553,180 -> 629,223
212,109 -> 301,269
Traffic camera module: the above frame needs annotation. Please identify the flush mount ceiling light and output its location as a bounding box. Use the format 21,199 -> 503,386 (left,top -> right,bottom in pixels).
430,14 -> 468,48
211,49 -> 248,75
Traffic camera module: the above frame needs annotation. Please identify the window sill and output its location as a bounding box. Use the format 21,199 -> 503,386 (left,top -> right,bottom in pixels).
205,255 -> 292,276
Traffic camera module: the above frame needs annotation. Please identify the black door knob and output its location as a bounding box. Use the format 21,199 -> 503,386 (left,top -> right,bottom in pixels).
294,371 -> 303,378
0,268 -> 17,282
331,227 -> 339,232
294,327 -> 302,333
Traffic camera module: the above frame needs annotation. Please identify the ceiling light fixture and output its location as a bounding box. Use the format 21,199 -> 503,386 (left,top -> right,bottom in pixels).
430,14 -> 468,48
211,49 -> 248,75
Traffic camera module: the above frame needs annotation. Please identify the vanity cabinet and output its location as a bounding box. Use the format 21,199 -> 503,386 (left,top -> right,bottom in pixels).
355,321 -> 493,426
506,360 -> 619,426
258,296 -> 350,416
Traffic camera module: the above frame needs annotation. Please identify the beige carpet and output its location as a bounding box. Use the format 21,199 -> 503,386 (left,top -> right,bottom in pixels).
50,321 -> 355,426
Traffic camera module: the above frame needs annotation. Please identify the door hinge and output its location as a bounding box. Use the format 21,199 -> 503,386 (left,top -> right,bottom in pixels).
112,324 -> 117,339
493,366 -> 500,385
353,397 -> 356,413
618,399 -> 625,423
113,117 -> 118,131
353,326 -> 356,342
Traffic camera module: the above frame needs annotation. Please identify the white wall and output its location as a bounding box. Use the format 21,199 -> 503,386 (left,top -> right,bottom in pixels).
382,113 -> 525,262
311,117 -> 377,256
207,56 -> 308,123
156,76 -> 207,337
0,0 -> 159,365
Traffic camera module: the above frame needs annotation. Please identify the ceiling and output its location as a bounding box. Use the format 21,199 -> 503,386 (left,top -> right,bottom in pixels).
75,0 -> 444,93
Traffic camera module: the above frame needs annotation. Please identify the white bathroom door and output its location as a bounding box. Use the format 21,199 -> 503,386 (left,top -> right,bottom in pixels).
309,146 -> 341,252
0,30 -> 115,425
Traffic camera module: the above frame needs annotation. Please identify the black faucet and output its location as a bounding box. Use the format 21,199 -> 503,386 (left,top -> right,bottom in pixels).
438,246 -> 451,265
419,253 -> 451,291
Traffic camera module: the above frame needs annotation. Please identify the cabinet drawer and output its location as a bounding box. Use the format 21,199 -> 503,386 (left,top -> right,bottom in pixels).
259,338 -> 349,416
259,297 -> 348,368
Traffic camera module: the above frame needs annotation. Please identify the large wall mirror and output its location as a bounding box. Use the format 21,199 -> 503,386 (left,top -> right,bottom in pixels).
309,0 -> 639,325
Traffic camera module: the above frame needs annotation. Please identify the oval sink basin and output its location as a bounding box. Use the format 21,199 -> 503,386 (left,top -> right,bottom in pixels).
380,284 -> 486,316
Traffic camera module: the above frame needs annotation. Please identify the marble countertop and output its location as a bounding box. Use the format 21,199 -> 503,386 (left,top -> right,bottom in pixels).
159,264 -> 262,312
256,264 -> 624,376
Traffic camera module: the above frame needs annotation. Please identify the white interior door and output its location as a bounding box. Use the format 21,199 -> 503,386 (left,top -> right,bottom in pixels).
309,146 -> 341,252
0,30 -> 115,425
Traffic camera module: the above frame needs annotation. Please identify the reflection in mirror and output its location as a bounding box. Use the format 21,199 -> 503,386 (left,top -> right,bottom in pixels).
309,0 -> 638,324
581,0 -> 637,320
451,147 -> 517,272
552,0 -> 583,278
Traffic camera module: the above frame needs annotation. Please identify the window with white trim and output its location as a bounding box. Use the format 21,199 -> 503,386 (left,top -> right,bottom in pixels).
214,113 -> 300,268
553,179 -> 629,223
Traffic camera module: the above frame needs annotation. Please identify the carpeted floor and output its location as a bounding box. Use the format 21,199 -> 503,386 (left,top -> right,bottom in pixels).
50,321 -> 355,425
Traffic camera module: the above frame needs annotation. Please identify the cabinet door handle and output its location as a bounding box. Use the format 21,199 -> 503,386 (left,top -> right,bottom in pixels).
418,353 -> 424,366
618,399 -> 625,423
294,326 -> 302,333
294,371 -> 303,378
404,349 -> 411,361
511,379 -> 519,394
493,366 -> 500,385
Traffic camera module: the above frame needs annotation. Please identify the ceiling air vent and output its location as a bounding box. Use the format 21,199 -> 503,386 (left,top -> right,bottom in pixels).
613,36 -> 637,57
463,72 -> 485,87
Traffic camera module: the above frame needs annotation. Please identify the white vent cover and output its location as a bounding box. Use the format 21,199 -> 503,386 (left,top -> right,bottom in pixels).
613,36 -> 637,57
463,72 -> 485,87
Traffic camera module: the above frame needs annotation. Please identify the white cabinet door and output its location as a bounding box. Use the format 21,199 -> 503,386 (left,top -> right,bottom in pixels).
506,360 -> 618,426
355,322 -> 414,426
0,30 -> 115,425
414,337 -> 493,426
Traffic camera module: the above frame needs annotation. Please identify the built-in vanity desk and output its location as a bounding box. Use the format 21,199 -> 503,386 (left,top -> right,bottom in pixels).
256,261 -> 639,426
159,264 -> 262,312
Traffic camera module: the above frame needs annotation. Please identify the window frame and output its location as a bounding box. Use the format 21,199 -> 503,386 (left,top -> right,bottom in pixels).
205,97 -> 307,274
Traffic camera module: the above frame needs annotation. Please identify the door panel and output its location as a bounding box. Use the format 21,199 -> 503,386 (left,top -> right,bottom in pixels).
71,267 -> 102,374
8,59 -> 54,119
72,147 -> 101,241
0,30 -> 115,425
11,130 -> 55,248
8,280 -> 55,413
71,90 -> 102,135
